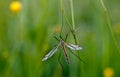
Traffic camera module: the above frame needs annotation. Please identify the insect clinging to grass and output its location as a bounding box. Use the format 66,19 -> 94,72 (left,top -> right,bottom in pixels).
42,0 -> 85,64
42,33 -> 84,64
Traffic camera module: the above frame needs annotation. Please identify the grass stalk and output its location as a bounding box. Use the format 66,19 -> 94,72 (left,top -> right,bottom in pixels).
70,0 -> 75,30
69,0 -> 78,44
60,0 -> 78,44
100,0 -> 120,55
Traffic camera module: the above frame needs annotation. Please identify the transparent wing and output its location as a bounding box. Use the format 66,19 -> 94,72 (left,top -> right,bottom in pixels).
66,43 -> 82,50
42,44 -> 60,61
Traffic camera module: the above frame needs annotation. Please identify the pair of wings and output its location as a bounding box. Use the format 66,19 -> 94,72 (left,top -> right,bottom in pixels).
42,41 -> 82,61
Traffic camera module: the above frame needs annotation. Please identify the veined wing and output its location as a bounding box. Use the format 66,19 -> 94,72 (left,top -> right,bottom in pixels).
66,43 -> 82,50
42,43 -> 60,61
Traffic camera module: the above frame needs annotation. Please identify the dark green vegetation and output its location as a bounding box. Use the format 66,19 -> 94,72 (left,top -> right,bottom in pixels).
0,0 -> 120,77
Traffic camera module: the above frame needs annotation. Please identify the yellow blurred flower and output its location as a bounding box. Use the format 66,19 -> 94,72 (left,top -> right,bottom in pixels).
54,25 -> 61,34
2,51 -> 9,60
113,23 -> 120,34
43,44 -> 49,51
10,1 -> 22,13
103,67 -> 114,77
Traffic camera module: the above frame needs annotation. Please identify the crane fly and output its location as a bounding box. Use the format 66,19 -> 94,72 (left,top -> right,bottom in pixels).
42,36 -> 82,64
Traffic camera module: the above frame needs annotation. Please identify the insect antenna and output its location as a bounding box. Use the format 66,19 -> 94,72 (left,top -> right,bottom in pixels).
54,35 -> 60,41
64,31 -> 69,42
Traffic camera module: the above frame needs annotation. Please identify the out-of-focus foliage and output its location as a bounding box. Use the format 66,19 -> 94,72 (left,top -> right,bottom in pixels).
0,0 -> 120,77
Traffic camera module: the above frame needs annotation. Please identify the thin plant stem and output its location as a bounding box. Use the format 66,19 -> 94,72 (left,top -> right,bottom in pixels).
60,0 -> 64,36
60,0 -> 72,31
60,0 -> 78,44
61,0 -> 82,65
70,0 -> 75,30
69,0 -> 78,44
100,0 -> 120,55
63,11 -> 72,30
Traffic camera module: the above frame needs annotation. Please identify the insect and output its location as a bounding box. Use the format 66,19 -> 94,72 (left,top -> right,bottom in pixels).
42,35 -> 82,64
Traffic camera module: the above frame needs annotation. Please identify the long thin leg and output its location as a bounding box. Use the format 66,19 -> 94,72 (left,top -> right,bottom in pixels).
68,48 -> 86,64
58,51 -> 64,69
57,50 -> 65,76
64,32 -> 69,42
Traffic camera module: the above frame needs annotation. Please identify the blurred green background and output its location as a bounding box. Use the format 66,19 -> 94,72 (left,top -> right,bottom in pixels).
0,0 -> 120,77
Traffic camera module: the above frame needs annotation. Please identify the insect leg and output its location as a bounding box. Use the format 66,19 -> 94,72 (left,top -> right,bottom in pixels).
57,50 -> 65,76
64,32 -> 69,42
68,48 -> 86,64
